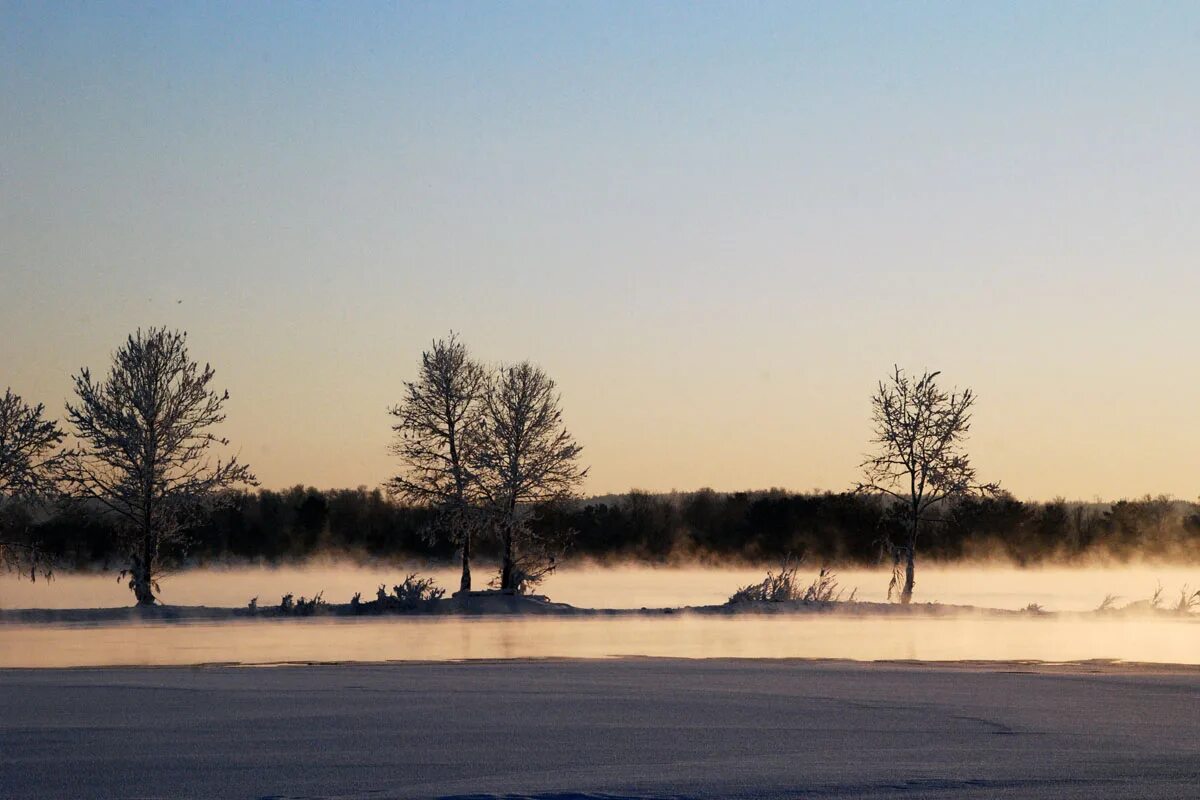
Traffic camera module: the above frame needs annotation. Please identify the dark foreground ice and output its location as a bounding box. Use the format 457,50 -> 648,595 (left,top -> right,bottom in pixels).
1,658 -> 1198,799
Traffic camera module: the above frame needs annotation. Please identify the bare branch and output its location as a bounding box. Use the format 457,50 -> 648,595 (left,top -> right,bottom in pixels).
0,388 -> 68,580
387,333 -> 487,594
856,366 -> 995,604
470,361 -> 587,592
58,328 -> 255,605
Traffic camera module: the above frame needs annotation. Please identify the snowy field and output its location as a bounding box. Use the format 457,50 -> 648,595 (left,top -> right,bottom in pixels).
2,658 -> 1198,799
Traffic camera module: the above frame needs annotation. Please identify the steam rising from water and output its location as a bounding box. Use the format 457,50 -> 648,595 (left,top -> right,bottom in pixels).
3,562 -> 1199,668
3,561 -> 1198,612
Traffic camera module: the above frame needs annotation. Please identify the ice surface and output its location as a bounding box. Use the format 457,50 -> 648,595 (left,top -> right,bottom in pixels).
2,659 -> 1198,799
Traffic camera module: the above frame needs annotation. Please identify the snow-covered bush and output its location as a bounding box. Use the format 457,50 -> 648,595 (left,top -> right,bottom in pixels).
801,568 -> 847,603
729,560 -> 801,603
728,562 -> 853,605
381,574 -> 445,610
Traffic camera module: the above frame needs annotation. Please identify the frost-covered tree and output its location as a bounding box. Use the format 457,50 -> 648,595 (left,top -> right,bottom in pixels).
59,328 -> 255,605
471,362 -> 586,592
0,388 -> 66,579
387,333 -> 487,594
856,367 -> 996,604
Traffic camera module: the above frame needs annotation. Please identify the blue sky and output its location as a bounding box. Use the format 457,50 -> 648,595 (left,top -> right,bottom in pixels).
2,2 -> 1199,497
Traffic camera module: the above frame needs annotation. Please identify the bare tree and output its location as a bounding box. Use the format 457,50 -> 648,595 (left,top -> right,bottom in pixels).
387,333 -> 487,595
856,367 -> 996,604
471,362 -> 587,592
0,389 -> 66,579
59,328 -> 255,605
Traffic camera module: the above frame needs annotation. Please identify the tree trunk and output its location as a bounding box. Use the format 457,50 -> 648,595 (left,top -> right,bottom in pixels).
898,510 -> 918,605
500,522 -> 514,592
899,547 -> 915,605
459,528 -> 472,595
130,555 -> 156,606
136,479 -> 157,606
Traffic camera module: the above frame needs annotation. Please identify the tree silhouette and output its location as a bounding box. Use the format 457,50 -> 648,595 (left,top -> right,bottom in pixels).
856,367 -> 997,604
470,362 -> 586,592
387,333 -> 487,595
0,388 -> 66,579
60,328 -> 255,605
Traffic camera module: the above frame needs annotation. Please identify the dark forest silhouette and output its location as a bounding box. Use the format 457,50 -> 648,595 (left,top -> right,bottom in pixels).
10,486 -> 1200,572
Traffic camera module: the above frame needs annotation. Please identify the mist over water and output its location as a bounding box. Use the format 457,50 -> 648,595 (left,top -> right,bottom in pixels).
3,560 -> 1198,612
3,562 -> 1200,668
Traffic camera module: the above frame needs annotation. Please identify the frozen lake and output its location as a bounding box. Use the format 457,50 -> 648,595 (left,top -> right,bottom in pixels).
3,659 -> 1199,799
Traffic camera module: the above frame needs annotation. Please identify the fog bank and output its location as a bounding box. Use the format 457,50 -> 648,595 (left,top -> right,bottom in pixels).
5,560 -> 1199,613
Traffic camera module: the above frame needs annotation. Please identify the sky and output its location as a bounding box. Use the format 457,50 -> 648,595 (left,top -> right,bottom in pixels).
2,2 -> 1199,501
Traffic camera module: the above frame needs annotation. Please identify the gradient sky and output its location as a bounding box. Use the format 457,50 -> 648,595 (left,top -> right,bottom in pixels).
3,2 -> 1199,500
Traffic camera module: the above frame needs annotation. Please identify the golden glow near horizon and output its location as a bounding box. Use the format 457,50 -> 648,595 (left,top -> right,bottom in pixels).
3,4 -> 1199,502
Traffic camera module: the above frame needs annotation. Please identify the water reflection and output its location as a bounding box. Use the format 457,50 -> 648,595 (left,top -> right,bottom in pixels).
5,563 -> 1200,669
2,614 -> 1198,668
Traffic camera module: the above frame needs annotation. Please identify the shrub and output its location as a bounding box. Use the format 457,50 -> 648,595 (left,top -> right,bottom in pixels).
728,561 -> 854,604
277,591 -> 328,616
1176,586 -> 1199,613
488,560 -> 555,595
379,574 -> 445,611
729,560 -> 801,603
801,568 -> 845,603
293,592 -> 327,616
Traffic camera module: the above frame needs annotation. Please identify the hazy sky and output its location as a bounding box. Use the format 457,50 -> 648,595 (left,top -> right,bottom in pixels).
3,2 -> 1199,500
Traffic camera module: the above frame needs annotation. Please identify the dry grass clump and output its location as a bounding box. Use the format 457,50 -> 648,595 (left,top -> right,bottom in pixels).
278,591 -> 328,616
730,560 -> 801,603
803,568 -> 857,603
1094,583 -> 1200,615
1175,586 -> 1200,613
246,574 -> 447,616
375,574 -> 445,611
728,560 -> 856,605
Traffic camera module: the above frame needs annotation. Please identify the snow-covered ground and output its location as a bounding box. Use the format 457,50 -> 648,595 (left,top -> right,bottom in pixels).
2,659 -> 1198,799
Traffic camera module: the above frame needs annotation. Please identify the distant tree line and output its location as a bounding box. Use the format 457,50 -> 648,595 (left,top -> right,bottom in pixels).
10,486 -> 1200,571
5,326 -> 1200,607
